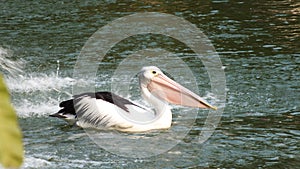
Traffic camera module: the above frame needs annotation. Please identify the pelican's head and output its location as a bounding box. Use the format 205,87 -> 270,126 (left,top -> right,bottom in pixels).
138,66 -> 217,110
139,66 -> 162,87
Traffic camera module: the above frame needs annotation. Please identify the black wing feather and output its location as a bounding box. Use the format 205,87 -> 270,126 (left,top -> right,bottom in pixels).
51,91 -> 144,119
59,99 -> 76,115
74,91 -> 143,112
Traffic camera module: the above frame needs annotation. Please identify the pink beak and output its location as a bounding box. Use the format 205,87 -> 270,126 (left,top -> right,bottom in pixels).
147,74 -> 217,110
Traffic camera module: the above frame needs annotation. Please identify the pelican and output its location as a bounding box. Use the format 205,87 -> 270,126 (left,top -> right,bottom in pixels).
50,66 -> 217,132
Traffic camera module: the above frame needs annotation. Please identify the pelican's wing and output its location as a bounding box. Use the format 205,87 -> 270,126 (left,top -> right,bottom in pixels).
93,92 -> 145,112
73,92 -> 154,130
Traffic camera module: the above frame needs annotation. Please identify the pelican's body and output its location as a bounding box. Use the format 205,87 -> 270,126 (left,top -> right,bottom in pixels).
50,66 -> 216,132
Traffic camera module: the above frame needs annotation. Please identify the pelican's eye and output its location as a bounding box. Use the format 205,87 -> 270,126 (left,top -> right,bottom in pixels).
151,70 -> 157,75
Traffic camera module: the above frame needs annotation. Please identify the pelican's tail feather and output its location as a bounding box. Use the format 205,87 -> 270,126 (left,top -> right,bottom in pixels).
50,99 -> 77,125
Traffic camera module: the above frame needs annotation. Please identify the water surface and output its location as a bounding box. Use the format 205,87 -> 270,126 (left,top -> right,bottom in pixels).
1,0 -> 299,168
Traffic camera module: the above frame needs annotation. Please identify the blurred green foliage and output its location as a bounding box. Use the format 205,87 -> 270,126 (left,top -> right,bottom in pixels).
0,75 -> 23,168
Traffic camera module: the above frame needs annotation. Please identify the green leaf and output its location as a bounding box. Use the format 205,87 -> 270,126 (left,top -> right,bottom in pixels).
0,75 -> 23,168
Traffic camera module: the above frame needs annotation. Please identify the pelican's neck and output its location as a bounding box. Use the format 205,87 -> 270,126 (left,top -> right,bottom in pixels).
140,84 -> 170,115
140,84 -> 172,130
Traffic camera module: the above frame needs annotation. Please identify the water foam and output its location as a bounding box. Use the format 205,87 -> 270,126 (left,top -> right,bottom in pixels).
21,156 -> 51,169
6,73 -> 76,118
0,47 -> 87,118
0,46 -> 24,75
0,46 -> 92,118
14,98 -> 61,118
5,72 -> 97,118
6,73 -> 75,93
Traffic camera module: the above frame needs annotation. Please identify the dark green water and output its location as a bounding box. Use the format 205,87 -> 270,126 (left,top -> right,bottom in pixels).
1,1 -> 299,168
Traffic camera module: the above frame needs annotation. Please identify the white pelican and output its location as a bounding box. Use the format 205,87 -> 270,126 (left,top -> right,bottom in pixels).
50,66 -> 217,132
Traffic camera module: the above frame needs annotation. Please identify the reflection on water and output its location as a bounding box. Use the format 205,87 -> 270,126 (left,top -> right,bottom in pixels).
1,0 -> 299,168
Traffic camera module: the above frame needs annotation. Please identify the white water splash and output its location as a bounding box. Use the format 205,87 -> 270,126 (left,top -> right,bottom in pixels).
6,73 -> 74,118
0,46 -> 24,75
21,156 -> 51,169
14,98 -> 61,118
0,46 -> 91,118
5,73 -> 94,118
6,73 -> 75,93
